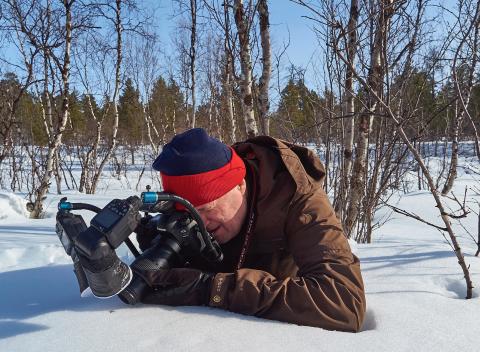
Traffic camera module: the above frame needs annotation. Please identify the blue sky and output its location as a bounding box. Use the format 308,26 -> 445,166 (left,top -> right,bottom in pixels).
152,0 -> 317,69
265,1 -> 320,84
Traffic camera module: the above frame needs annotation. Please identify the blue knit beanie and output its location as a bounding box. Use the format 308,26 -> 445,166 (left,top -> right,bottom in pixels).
152,128 -> 246,206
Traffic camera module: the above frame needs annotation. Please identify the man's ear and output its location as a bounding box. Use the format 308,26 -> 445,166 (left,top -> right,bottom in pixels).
238,178 -> 247,195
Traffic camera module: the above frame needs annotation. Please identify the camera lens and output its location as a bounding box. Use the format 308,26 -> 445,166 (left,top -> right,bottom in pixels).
120,234 -> 183,304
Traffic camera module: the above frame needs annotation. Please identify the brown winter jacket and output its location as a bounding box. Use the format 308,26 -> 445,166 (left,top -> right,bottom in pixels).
204,136 -> 366,332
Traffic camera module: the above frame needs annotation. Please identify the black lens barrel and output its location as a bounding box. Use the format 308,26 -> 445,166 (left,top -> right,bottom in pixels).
119,234 -> 183,304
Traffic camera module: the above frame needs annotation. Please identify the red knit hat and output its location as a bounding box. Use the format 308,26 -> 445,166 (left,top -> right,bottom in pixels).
152,128 -> 246,207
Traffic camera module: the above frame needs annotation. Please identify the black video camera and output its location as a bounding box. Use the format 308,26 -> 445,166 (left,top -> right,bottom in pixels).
56,190 -> 223,304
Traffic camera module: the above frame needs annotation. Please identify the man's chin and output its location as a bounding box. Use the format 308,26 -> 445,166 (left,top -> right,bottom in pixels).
215,235 -> 228,245
214,230 -> 239,245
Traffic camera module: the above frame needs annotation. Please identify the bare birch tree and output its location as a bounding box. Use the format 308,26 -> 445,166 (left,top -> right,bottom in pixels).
87,0 -> 122,194
223,0 -> 238,142
343,0 -> 395,235
335,0 -> 359,219
202,0 -> 240,142
189,0 -> 198,128
233,0 -> 258,138
8,0 -> 75,218
257,0 -> 271,135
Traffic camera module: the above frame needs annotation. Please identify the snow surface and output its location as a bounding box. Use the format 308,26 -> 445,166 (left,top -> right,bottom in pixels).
1,157 -> 480,352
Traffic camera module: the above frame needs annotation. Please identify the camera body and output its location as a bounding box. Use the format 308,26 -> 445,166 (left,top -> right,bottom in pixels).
73,196 -> 142,260
56,191 -> 223,303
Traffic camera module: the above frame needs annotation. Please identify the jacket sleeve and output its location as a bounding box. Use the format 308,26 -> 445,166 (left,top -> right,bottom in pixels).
208,187 -> 366,332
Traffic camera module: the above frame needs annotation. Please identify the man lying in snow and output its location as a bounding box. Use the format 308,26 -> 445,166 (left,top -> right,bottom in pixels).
131,128 -> 366,332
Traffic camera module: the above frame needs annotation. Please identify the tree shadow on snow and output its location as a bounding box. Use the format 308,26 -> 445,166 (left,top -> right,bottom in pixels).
0,225 -> 56,236
361,249 -> 478,299
0,264 -> 126,339
0,321 -> 48,340
360,250 -> 454,272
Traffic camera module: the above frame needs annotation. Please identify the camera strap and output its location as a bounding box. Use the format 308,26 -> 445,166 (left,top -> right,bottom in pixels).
236,162 -> 258,270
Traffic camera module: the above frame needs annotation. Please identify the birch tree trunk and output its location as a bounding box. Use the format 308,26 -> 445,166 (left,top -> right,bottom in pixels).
344,0 -> 393,236
189,0 -> 197,128
233,0 -> 258,138
223,0 -> 237,142
143,105 -> 160,156
54,149 -> 62,194
81,95 -> 104,194
30,0 -> 73,218
257,0 -> 271,135
336,0 -> 359,219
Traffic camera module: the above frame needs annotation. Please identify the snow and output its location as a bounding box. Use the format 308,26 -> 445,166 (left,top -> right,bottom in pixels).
1,157 -> 480,352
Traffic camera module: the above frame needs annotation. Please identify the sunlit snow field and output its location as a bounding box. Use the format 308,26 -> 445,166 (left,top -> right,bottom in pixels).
0,149 -> 479,352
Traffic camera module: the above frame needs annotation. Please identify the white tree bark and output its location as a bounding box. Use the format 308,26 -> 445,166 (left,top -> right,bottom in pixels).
344,0 -> 394,235
189,0 -> 197,128
233,0 -> 258,138
257,0 -> 271,135
30,0 -> 74,218
336,0 -> 359,219
223,0 -> 237,142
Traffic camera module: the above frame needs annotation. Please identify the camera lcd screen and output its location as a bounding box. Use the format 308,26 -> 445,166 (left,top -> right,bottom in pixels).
93,208 -> 119,230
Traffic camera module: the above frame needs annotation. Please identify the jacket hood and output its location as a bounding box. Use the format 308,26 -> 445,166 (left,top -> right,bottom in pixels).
233,135 -> 326,196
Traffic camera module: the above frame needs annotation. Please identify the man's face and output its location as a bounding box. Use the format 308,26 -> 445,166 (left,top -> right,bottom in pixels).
195,179 -> 248,244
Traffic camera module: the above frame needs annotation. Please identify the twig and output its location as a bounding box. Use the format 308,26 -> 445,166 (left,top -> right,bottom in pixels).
476,203 -> 480,256
384,202 -> 448,231
442,188 -> 470,219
